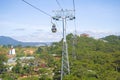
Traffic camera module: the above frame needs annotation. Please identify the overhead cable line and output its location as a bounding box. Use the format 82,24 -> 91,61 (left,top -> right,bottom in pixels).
72,0 -> 77,34
56,0 -> 63,9
73,0 -> 75,12
53,0 -> 63,35
22,0 -> 52,17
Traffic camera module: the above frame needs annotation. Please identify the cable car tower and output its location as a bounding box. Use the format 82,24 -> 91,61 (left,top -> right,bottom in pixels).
52,9 -> 75,80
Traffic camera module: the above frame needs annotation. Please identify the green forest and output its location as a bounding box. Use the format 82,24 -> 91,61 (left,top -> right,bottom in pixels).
0,34 -> 120,80
50,34 -> 120,80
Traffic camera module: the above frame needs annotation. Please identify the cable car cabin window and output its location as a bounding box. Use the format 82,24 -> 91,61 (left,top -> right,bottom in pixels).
51,27 -> 57,33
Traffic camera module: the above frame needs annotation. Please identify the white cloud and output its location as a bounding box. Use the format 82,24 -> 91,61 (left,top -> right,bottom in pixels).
12,31 -> 62,42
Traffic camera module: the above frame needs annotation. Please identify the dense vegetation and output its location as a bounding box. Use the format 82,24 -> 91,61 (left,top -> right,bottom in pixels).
51,34 -> 120,80
0,34 -> 120,80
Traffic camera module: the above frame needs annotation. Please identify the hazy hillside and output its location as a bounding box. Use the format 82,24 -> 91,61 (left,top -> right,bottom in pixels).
0,36 -> 52,46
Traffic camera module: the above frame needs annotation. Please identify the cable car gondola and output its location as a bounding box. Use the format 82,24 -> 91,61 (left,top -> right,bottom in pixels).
51,24 -> 57,33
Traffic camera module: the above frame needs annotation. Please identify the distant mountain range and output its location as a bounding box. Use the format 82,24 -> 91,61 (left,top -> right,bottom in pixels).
0,36 -> 52,47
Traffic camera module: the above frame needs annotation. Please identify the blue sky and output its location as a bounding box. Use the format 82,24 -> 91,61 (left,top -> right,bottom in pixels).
0,0 -> 120,42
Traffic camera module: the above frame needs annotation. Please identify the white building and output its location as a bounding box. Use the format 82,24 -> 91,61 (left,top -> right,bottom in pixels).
9,46 -> 16,55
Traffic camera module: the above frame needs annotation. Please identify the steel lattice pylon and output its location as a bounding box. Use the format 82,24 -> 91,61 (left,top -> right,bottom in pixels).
52,9 -> 75,80
61,41 -> 70,79
61,18 -> 70,80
